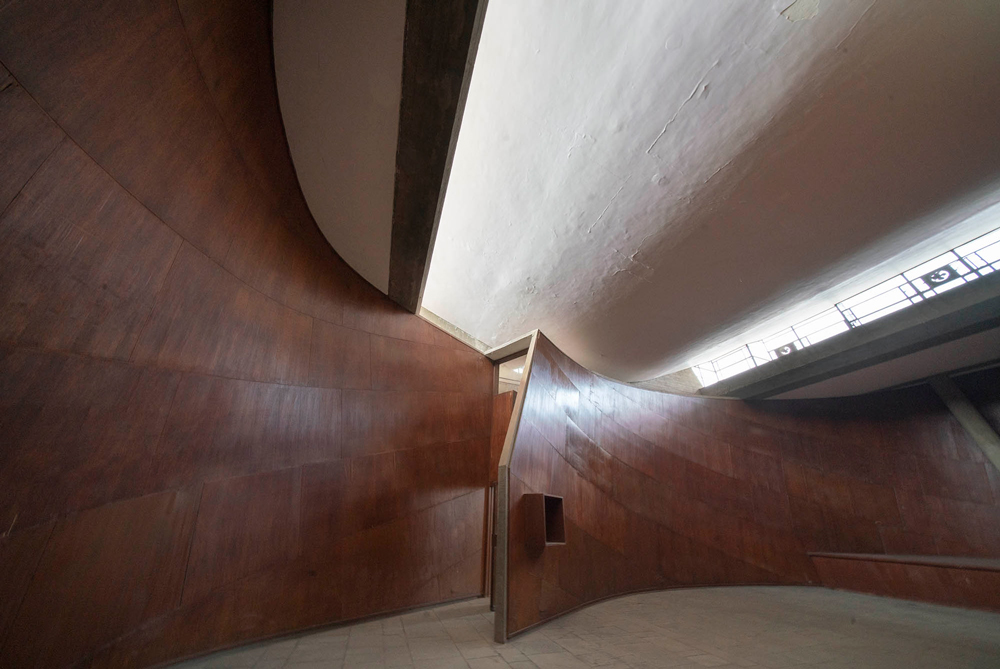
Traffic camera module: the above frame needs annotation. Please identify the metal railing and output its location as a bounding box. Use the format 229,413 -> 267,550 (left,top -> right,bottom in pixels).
693,226 -> 1000,387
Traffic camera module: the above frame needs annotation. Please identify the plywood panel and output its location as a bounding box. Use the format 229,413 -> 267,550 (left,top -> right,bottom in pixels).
0,139 -> 181,359
301,439 -> 487,555
155,374 -> 342,487
0,0 -> 249,261
183,469 -> 302,604
0,523 -> 53,649
1,488 -> 198,668
371,334 -> 493,393
0,81 -> 62,214
812,554 -> 1000,612
131,243 -> 313,384
88,490 -> 486,669
0,348 -> 181,528
503,334 -> 1000,637
175,0 -> 304,213
308,319 -> 371,389
223,202 -> 348,326
0,0 -> 492,665
344,283 -> 469,349
343,389 -> 491,458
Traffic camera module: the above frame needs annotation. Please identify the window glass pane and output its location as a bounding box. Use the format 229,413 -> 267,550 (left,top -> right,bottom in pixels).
693,224 -> 1000,388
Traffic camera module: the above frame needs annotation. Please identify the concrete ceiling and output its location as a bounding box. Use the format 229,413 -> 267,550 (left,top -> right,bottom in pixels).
273,0 -> 406,293
422,0 -> 1000,382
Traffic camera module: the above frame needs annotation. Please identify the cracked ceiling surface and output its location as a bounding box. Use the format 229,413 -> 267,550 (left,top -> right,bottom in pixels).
422,0 -> 1000,382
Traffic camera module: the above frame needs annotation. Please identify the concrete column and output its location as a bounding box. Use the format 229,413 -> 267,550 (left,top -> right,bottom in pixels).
930,375 -> 1000,473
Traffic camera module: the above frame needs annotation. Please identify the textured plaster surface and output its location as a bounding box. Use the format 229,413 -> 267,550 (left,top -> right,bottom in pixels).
273,0 -> 405,292
423,0 -> 1000,382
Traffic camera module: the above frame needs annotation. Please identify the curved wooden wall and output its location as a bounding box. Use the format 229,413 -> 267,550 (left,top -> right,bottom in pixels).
505,334 -> 1000,636
0,1 -> 493,667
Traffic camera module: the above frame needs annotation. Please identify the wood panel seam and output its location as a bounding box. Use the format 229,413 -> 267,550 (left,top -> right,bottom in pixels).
0,455 -> 485,581
0,2 -> 495,661
0,68 -> 231,260
605,382 -> 786,445
0,341 -> 493,398
177,483 -> 205,608
0,102 -> 61,223
0,441 -> 472,541
169,0 -> 321,255
0,60 -> 484,358
171,487 -> 485,612
128,239 -> 186,364
169,0 -> 273,226
508,468 -> 766,575
0,522 -> 54,657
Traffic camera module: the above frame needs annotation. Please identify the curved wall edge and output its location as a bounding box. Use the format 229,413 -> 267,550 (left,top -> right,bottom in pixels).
272,0 -> 403,294
501,333 -> 1000,638
0,1 -> 492,667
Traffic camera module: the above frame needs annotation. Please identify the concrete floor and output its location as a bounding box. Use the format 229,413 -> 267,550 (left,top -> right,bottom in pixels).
170,586 -> 1000,669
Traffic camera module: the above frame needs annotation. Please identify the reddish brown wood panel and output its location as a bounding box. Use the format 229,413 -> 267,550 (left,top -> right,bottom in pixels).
343,281 -> 473,351
490,390 -> 516,482
811,554 -> 1000,612
0,523 -> 53,650
0,0 -> 250,262
505,334 -> 1000,636
2,489 -> 199,669
308,319 -> 372,390
371,335 -> 494,393
343,389 -> 491,459
175,0 -> 307,217
0,0 -> 493,666
0,348 -> 182,528
0,139 -> 182,359
87,491 -> 486,669
301,439 -> 487,552
0,79 -> 62,214
154,374 -> 342,488
182,468 -> 302,604
131,243 -> 315,385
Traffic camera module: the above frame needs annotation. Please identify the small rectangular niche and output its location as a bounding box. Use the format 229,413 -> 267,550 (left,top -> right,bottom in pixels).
523,493 -> 565,551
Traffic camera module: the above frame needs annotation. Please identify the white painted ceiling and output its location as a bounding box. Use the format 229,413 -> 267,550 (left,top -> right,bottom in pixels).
273,0 -> 406,293
423,0 -> 1000,382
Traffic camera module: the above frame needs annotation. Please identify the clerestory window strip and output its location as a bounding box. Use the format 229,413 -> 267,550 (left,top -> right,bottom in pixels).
693,226 -> 1000,387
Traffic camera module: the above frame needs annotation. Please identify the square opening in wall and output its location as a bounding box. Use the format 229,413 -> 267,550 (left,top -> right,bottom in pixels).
543,494 -> 565,544
524,493 -> 566,552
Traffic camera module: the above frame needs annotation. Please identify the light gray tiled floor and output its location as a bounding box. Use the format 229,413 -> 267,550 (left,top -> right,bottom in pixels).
170,586 -> 1000,669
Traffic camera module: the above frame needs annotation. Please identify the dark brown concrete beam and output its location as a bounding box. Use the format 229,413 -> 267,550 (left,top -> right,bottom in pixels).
930,374 -> 1000,473
387,0 -> 488,313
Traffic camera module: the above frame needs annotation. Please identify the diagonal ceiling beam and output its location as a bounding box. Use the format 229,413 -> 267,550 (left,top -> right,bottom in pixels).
387,0 -> 488,313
